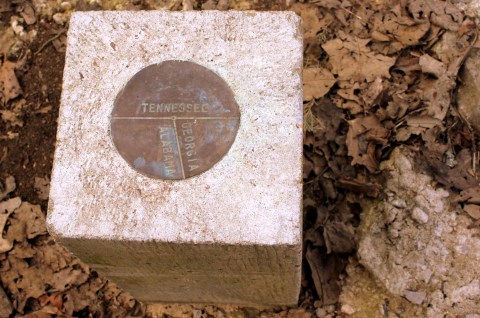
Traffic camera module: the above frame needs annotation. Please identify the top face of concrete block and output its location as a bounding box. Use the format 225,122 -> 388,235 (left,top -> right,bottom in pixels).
47,11 -> 303,245
111,60 -> 241,180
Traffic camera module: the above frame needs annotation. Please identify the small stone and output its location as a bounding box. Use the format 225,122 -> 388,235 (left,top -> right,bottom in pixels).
392,199 -> 407,209
404,290 -> 426,305
341,304 -> 355,315
52,13 -> 67,25
411,207 -> 429,224
324,305 -> 335,313
313,300 -> 322,308
61,2 -> 72,10
315,308 -> 327,317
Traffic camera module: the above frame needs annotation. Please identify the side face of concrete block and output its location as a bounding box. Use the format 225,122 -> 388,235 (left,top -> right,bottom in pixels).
62,238 -> 301,305
47,11 -> 303,305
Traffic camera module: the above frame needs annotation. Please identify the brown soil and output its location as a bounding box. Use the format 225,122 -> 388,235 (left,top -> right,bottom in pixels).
1,24 -> 64,211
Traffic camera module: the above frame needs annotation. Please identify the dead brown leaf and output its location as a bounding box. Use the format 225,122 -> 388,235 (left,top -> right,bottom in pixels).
52,268 -> 89,292
346,115 -> 389,172
0,197 -> 22,253
311,0 -> 341,9
0,284 -> 13,317
305,247 -> 346,306
394,54 -> 421,74
374,12 -> 430,46
9,242 -> 36,259
464,204 -> 480,220
323,220 -> 356,254
310,97 -> 344,141
336,81 -> 363,103
456,187 -> 480,205
333,98 -> 363,114
304,100 -> 324,133
419,75 -> 456,121
303,67 -> 336,101
14,263 -> 54,312
322,32 -> 396,82
421,149 -> 477,191
406,116 -> 443,129
6,202 -> 47,243
0,0 -> 12,12
291,3 -> 324,39
419,54 -> 446,77
19,305 -> 63,317
361,77 -> 383,107
0,60 -> 22,104
395,116 -> 443,141
336,178 -> 381,198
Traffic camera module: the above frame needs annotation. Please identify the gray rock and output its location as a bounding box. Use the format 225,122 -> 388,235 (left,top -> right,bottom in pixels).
411,207 -> 429,224
404,290 -> 426,305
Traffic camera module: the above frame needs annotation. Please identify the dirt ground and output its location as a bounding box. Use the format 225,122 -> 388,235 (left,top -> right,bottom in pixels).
1,0 -> 480,317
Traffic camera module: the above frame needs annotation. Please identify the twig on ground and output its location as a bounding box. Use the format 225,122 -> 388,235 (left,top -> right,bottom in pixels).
34,30 -> 66,56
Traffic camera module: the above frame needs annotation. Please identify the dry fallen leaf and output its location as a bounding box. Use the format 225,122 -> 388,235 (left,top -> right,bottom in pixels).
290,3 -> 325,39
303,67 -> 336,101
322,33 -> 396,82
6,202 -> 47,243
0,60 -> 22,104
306,247 -> 346,306
456,187 -> 480,205
304,100 -> 324,133
0,284 -> 13,317
361,77 -> 383,107
419,75 -> 456,121
0,0 -> 12,12
373,12 -> 430,46
464,204 -> 480,220
419,54 -> 446,78
0,197 -> 22,253
346,115 -> 389,172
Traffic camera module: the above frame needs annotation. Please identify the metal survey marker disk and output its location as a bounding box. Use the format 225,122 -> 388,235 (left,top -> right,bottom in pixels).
111,60 -> 240,180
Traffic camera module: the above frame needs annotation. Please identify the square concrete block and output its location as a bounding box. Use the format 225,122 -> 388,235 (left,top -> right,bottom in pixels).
47,10 -> 303,305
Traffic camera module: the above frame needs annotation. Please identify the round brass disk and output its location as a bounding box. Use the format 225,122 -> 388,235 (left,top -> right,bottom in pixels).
111,60 -> 240,180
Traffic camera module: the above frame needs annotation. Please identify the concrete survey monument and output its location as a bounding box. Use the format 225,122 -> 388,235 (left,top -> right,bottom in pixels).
47,10 -> 303,305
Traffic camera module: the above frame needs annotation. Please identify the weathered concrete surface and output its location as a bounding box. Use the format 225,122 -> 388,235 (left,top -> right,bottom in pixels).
47,11 -> 303,305
340,147 -> 480,317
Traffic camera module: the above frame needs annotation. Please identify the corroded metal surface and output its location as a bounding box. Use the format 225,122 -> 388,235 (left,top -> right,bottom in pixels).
111,60 -> 240,180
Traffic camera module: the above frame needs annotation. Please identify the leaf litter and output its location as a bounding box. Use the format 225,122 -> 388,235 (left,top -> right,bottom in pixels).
1,0 -> 480,317
301,0 -> 480,312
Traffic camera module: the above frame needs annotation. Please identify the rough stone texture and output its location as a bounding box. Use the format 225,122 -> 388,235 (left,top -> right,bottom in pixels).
346,147 -> 480,317
47,11 -> 303,305
457,48 -> 480,133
